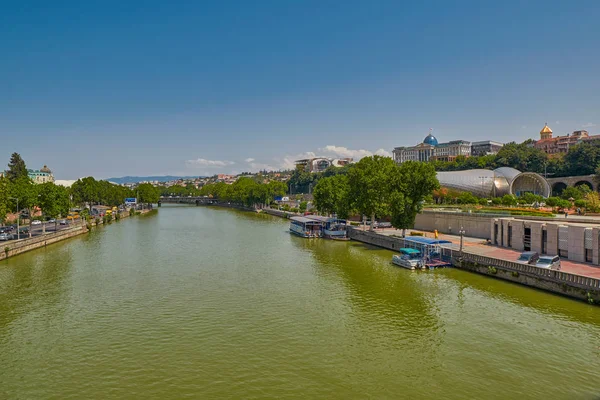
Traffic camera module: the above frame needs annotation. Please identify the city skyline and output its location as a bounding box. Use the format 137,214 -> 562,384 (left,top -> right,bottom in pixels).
1,1 -> 599,179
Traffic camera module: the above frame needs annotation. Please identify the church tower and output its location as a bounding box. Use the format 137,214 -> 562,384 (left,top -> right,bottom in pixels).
540,123 -> 553,140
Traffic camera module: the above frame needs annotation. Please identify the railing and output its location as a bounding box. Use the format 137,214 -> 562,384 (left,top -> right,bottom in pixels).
3,223 -> 86,253
459,252 -> 600,290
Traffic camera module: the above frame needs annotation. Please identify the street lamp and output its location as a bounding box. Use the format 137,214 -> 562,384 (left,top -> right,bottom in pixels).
9,197 -> 19,240
459,226 -> 466,256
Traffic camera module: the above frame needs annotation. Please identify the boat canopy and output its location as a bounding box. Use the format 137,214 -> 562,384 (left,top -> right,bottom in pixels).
399,248 -> 420,255
290,216 -> 322,225
404,237 -> 452,245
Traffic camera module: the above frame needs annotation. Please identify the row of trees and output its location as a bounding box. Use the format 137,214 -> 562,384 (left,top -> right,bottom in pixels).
432,139 -> 600,178
0,154 -> 71,230
70,177 -> 160,206
313,157 -> 439,233
1,153 -> 161,226
199,178 -> 287,208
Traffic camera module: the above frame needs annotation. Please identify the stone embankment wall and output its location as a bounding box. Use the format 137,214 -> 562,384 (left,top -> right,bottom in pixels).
0,224 -> 88,261
1,208 -> 157,261
347,227 -> 600,305
458,254 -> 600,304
414,210 -> 498,239
261,208 -> 297,219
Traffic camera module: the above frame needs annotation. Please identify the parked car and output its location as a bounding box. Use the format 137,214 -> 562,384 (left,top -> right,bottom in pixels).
48,219 -> 56,223
59,219 -> 67,225
536,255 -> 561,270
31,220 -> 42,225
19,227 -> 29,234
0,233 -> 13,241
517,251 -> 539,265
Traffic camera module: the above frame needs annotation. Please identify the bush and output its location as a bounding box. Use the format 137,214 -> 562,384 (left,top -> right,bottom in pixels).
299,201 -> 308,213
129,208 -> 135,216
290,207 -> 299,213
574,199 -> 587,209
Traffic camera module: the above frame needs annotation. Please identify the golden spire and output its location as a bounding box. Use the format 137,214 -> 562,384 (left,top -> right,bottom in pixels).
540,123 -> 552,139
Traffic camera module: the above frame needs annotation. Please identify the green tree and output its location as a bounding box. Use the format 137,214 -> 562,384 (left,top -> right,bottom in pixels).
6,152 -> 28,182
9,177 -> 39,237
38,183 -> 70,232
0,176 -> 9,222
313,175 -> 351,217
347,156 -> 396,231
390,161 -> 440,235
501,194 -> 517,207
136,183 -> 160,204
585,192 -> 600,213
560,185 -> 588,201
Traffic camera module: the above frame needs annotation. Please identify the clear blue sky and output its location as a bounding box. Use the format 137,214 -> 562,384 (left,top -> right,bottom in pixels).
1,1 -> 599,179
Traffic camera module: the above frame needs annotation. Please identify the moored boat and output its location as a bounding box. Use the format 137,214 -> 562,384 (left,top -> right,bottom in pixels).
305,215 -> 349,240
289,216 -> 322,238
392,248 -> 424,270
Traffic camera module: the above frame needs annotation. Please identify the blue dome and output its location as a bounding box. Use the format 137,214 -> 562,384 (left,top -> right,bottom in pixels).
423,133 -> 438,146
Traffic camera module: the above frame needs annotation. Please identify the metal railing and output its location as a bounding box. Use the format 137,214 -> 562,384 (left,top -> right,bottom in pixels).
458,252 -> 600,290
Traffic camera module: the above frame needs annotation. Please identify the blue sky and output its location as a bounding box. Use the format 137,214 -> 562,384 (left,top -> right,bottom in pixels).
1,1 -> 599,179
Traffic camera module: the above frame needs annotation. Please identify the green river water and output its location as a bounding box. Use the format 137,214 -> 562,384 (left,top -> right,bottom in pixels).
1,205 -> 599,399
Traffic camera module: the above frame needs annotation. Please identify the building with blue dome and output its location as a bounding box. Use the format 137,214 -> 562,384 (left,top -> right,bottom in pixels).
422,133 -> 438,146
393,131 -> 472,164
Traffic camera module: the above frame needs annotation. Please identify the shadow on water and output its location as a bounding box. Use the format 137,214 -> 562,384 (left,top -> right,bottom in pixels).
288,235 -> 445,346
0,242 -> 75,332
439,267 -> 600,326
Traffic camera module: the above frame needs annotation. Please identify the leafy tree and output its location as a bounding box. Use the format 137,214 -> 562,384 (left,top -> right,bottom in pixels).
347,156 -> 396,231
6,152 -> 28,182
299,201 -> 308,213
0,176 -> 9,222
38,182 -> 70,231
390,161 -> 439,236
136,183 -> 160,204
585,192 -> 600,213
560,185 -> 588,201
313,175 -> 351,217
457,191 -> 478,205
545,197 -> 560,209
501,194 -> 517,207
9,177 -> 39,237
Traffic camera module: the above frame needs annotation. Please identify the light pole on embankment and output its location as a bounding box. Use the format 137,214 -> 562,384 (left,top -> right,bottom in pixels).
459,227 -> 466,257
9,197 -> 19,240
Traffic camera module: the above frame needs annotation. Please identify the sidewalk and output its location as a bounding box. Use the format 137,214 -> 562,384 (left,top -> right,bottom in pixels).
368,226 -> 600,279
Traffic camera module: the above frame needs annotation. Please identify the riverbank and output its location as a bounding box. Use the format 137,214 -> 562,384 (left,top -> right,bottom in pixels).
0,223 -> 88,261
260,207 -> 600,304
0,208 -> 156,261
348,228 -> 600,305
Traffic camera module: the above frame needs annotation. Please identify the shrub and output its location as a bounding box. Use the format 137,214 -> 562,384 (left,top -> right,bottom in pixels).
129,208 -> 135,216
488,266 -> 497,274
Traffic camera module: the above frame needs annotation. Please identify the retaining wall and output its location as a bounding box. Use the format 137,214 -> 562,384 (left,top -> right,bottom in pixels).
347,227 -> 600,305
0,224 -> 88,261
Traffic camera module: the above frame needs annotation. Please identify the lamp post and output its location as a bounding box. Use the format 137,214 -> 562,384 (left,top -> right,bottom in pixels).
459,226 -> 466,256
9,197 -> 19,240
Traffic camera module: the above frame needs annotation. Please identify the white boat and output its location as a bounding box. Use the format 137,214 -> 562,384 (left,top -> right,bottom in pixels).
392,248 -> 424,270
289,216 -> 322,238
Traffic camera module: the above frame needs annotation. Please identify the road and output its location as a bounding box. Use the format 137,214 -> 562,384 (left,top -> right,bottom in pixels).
0,220 -> 82,242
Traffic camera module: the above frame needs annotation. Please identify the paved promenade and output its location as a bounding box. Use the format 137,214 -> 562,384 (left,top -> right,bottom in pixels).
368,226 -> 600,279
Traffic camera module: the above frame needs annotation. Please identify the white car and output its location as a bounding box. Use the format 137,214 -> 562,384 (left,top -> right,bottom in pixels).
31,220 -> 42,225
536,255 -> 561,270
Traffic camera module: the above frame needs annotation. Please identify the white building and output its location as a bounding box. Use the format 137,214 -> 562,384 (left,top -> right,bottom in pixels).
393,133 -> 471,164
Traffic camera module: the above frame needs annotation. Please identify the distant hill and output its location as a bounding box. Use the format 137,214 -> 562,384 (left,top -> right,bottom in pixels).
106,176 -> 204,184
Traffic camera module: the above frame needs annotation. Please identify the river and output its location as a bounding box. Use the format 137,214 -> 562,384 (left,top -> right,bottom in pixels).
1,205 -> 599,399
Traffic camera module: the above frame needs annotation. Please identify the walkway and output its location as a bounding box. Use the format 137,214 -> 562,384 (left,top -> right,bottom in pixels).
364,226 -> 600,279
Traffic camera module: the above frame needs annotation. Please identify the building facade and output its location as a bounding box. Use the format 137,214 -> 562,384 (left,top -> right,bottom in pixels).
28,165 -> 54,184
393,132 -> 472,164
471,140 -> 504,156
534,123 -> 600,155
